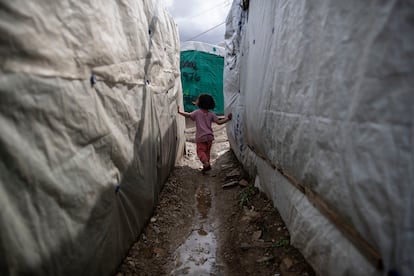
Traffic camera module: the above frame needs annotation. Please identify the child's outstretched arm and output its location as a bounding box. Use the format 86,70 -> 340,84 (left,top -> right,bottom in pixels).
214,113 -> 232,125
177,106 -> 191,118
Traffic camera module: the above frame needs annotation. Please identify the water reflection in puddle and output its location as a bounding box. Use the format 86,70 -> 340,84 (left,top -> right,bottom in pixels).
171,183 -> 219,275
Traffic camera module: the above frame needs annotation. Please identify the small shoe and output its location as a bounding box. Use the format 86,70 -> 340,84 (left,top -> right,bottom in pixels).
201,165 -> 211,173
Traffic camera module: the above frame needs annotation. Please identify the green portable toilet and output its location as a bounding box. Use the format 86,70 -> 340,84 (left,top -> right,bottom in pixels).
180,41 -> 225,115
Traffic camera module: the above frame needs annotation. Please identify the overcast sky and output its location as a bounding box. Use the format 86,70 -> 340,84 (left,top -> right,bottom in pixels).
163,0 -> 233,45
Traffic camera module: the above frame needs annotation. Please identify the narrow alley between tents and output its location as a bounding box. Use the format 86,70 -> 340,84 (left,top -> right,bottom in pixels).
0,1 -> 412,276
116,120 -> 315,275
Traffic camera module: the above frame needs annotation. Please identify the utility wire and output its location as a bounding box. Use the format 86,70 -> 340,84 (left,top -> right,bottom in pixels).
185,21 -> 226,41
187,1 -> 231,20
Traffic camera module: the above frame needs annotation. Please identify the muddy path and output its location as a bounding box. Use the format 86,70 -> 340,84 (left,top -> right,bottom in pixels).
116,123 -> 315,276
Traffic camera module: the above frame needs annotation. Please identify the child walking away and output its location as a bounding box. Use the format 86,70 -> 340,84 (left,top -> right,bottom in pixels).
178,94 -> 232,173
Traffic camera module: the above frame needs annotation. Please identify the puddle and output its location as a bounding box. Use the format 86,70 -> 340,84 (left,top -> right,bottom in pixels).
171,183 -> 220,275
170,228 -> 217,275
196,183 -> 212,219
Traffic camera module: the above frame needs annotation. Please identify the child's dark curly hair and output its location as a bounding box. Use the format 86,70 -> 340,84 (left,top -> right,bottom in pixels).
196,94 -> 216,110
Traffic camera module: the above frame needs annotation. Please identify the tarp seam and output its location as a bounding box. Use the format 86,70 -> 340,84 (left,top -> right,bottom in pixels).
247,144 -> 383,270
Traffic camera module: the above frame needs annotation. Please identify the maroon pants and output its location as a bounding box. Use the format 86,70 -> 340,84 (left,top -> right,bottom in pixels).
196,141 -> 212,165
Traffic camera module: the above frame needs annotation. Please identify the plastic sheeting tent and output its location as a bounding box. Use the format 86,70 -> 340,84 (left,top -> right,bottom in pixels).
0,1 -> 184,275
180,41 -> 225,115
224,0 -> 414,275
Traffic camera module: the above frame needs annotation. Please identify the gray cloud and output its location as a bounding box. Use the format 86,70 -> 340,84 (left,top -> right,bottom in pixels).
165,0 -> 231,45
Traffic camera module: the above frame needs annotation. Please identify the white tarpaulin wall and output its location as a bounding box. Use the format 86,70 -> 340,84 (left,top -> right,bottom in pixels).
224,0 -> 413,275
0,1 -> 185,275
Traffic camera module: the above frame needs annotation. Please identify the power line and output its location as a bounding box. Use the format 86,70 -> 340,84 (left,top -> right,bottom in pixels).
187,1 -> 231,20
185,21 -> 226,41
